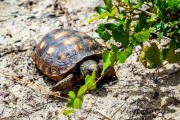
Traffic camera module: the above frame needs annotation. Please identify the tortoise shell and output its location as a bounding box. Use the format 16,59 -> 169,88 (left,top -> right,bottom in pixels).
32,29 -> 102,80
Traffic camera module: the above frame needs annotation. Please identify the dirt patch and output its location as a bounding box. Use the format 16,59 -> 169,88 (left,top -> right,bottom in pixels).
0,0 -> 180,120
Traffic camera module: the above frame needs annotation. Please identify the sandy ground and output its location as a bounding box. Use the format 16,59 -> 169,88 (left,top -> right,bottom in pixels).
0,0 -> 180,120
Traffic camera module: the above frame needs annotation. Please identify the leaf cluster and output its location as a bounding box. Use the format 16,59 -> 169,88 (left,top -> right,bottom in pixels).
88,0 -> 180,68
63,71 -> 97,115
63,0 -> 180,116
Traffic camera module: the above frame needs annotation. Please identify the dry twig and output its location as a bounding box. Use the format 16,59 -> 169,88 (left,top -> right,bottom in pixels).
92,108 -> 112,120
0,70 -> 68,100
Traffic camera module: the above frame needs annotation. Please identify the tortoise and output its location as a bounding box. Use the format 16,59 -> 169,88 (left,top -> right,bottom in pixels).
32,29 -> 105,91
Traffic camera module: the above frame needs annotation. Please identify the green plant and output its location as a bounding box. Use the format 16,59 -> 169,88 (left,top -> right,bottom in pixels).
63,0 -> 180,115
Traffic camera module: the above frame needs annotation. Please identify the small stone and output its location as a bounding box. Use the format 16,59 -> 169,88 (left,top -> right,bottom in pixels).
157,112 -> 163,117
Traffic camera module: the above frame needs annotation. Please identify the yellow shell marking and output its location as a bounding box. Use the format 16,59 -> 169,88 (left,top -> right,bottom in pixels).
44,67 -> 50,75
86,39 -> 94,46
77,44 -> 84,50
63,36 -> 79,45
39,41 -> 45,49
74,43 -> 84,52
73,46 -> 79,52
38,59 -> 43,71
47,46 -> 55,55
59,53 -> 67,60
70,36 -> 79,42
51,66 -> 59,76
54,31 -> 70,39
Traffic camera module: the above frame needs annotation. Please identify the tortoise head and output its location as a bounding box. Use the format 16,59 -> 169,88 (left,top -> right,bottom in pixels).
80,59 -> 103,77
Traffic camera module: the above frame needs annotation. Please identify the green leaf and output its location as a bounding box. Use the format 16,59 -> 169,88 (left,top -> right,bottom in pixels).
87,16 -> 101,23
158,21 -> 165,41
111,44 -> 119,56
129,36 -> 138,46
140,52 -> 147,67
147,14 -> 158,23
118,13 -> 125,20
77,85 -> 87,98
135,13 -> 149,32
68,91 -> 76,100
104,23 -> 118,30
134,29 -> 150,43
95,6 -> 106,14
101,50 -> 115,75
133,0 -> 144,9
166,40 -> 180,63
166,47 -> 180,63
112,28 -> 129,48
63,109 -> 75,116
123,18 -> 131,30
111,26 -> 122,40
140,43 -> 163,68
85,70 -> 96,90
162,48 -> 169,60
67,91 -> 76,108
103,0 -> 112,12
73,98 -> 82,109
109,6 -> 118,17
158,32 -> 163,41
117,51 -> 127,63
120,0 -> 139,5
155,0 -> 167,19
117,46 -> 133,63
96,23 -> 111,40
166,0 -> 180,12
125,46 -> 133,56
87,12 -> 110,23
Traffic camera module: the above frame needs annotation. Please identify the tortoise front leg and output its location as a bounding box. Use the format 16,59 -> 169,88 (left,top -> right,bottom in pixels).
51,74 -> 74,91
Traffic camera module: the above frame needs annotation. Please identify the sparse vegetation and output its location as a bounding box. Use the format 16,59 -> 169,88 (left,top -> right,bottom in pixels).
64,0 -> 180,115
